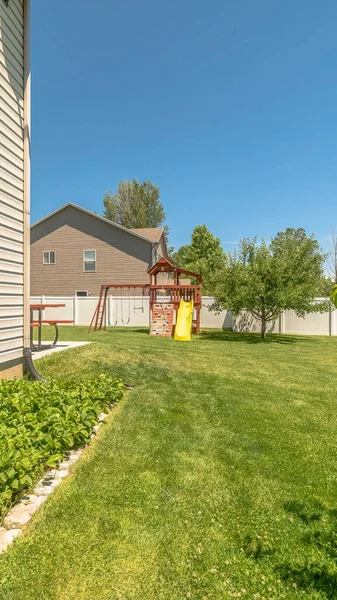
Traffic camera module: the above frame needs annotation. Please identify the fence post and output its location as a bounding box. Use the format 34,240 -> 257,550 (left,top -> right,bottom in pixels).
108,295 -> 112,326
330,304 -> 336,336
73,295 -> 78,326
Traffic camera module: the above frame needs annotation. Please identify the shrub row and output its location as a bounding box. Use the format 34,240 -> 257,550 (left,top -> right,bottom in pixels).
0,375 -> 124,519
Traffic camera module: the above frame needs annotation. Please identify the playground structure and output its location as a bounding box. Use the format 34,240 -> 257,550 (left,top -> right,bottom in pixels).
89,257 -> 202,337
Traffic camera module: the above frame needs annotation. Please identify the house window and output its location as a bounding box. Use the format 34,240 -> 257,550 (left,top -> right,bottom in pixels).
76,291 -> 89,297
83,250 -> 96,272
43,251 -> 56,264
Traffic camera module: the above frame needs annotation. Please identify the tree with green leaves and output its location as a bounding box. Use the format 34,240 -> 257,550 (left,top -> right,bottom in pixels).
212,228 -> 328,339
173,225 -> 226,295
330,284 -> 337,308
103,179 -> 166,229
327,230 -> 337,284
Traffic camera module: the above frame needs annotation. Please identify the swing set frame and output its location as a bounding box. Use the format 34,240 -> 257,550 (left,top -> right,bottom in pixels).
109,285 -> 147,326
88,257 -> 202,335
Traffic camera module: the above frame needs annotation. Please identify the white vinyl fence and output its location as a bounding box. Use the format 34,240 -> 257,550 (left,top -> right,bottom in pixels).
30,295 -> 231,329
31,296 -> 337,336
232,299 -> 337,336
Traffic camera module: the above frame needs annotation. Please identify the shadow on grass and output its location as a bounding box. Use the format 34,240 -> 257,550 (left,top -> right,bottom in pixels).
279,500 -> 337,598
284,500 -> 324,524
100,327 -> 150,335
279,564 -> 337,598
198,330 -> 317,345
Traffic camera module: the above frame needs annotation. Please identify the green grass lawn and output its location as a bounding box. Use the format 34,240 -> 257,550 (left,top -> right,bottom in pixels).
1,327 -> 337,600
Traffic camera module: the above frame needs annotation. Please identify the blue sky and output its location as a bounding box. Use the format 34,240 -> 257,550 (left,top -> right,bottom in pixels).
31,0 -> 337,252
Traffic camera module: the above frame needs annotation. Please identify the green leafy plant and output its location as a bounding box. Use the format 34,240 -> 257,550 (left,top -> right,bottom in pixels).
0,375 -> 124,520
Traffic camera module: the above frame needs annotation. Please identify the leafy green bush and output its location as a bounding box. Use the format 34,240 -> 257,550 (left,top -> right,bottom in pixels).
0,375 -> 124,519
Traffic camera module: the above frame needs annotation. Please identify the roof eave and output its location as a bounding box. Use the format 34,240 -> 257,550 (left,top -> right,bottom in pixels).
30,202 -> 155,244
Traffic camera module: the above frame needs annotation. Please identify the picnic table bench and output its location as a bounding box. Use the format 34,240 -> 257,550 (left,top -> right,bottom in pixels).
30,304 -> 74,351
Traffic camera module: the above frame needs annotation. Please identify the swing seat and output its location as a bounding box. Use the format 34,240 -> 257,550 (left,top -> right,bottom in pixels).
109,287 -> 146,326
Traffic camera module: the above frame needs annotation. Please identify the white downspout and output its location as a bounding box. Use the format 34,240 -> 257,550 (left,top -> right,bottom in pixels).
23,0 -> 33,364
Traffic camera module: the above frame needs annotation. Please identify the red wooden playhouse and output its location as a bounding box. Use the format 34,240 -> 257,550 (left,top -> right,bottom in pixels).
89,257 -> 202,337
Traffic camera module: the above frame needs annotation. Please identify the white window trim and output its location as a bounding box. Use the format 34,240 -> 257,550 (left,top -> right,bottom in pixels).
43,251 -> 56,265
75,290 -> 89,297
83,249 -> 97,273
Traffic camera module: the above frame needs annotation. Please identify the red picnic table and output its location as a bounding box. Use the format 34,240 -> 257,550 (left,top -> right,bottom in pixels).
30,304 -> 73,351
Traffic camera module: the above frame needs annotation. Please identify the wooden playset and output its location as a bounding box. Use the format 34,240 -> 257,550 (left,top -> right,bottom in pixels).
89,257 -> 202,337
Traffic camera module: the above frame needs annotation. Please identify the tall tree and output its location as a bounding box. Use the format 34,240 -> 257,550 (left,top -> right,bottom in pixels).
103,179 -> 166,229
327,230 -> 337,284
173,225 -> 226,294
212,228 -> 328,339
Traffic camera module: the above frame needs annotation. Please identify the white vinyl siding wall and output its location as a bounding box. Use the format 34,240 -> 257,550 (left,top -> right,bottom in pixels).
0,0 -> 25,364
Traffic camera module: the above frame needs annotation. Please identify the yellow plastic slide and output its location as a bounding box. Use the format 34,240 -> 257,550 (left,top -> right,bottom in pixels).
174,299 -> 194,341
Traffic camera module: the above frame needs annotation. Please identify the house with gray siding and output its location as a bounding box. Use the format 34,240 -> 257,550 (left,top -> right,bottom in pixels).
30,203 -> 168,296
0,0 -> 30,378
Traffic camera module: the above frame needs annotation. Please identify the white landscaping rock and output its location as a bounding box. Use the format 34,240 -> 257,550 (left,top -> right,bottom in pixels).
21,494 -> 37,505
98,413 -> 108,422
3,502 -> 39,530
0,528 -> 22,553
52,479 -> 61,488
68,449 -> 83,463
34,487 -> 52,496
45,470 -> 57,479
35,496 -> 48,507
54,469 -> 69,480
34,481 -> 56,496
58,461 -> 70,469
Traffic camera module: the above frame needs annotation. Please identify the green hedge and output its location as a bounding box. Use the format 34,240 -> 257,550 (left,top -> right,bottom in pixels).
0,375 -> 124,519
